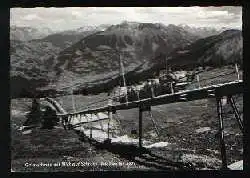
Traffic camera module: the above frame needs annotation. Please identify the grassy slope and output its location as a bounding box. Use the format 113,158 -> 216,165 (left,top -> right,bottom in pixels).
11,98 -> 148,171
11,66 -> 243,171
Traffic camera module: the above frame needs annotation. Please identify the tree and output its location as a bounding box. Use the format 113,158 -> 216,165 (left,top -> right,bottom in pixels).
24,97 -> 42,126
41,106 -> 57,129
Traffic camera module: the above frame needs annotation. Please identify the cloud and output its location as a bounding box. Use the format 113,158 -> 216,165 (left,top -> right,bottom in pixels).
10,7 -> 242,31
202,6 -> 242,16
22,14 -> 42,21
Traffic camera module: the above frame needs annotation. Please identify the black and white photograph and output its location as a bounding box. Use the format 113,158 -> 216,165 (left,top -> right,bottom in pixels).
10,6 -> 243,171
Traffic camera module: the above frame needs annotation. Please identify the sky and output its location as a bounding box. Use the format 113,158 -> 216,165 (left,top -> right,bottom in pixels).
10,7 -> 242,31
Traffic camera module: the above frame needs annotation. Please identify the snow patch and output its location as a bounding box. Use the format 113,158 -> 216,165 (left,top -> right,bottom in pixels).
18,126 -> 30,131
84,129 -> 109,142
182,154 -> 221,165
111,135 -> 139,144
22,129 -> 32,135
195,127 -> 211,133
111,135 -> 151,145
144,142 -> 170,148
75,50 -> 83,55
177,50 -> 189,54
228,160 -> 243,170
96,45 -> 112,50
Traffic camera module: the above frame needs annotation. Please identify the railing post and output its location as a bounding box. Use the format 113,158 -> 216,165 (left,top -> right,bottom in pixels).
197,74 -> 201,88
107,118 -> 110,139
139,105 -> 143,148
107,98 -> 113,140
150,82 -> 155,98
216,97 -> 228,169
136,90 -> 140,101
148,110 -> 160,137
67,115 -> 71,130
79,114 -> 83,132
90,113 -> 93,140
170,82 -> 174,94
235,63 -> 240,81
62,116 -> 67,130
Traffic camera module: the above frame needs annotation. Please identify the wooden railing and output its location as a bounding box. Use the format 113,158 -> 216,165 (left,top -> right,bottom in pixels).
57,80 -> 243,117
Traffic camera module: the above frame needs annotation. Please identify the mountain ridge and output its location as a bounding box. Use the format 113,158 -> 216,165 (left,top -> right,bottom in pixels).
166,29 -> 242,70
10,22 -> 242,97
51,22 -> 201,92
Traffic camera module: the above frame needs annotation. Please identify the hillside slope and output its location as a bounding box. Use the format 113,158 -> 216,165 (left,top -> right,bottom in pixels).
10,23 -> 242,97
10,26 -> 55,41
31,26 -> 108,49
10,39 -> 62,98
166,30 -> 242,70
10,25 -> 109,98
51,22 -> 200,92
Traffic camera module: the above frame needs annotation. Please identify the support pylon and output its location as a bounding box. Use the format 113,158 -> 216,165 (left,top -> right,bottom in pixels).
90,113 -> 93,140
107,102 -> 113,140
235,63 -> 240,81
139,106 -> 143,148
148,110 -> 160,137
216,97 -> 228,169
228,95 -> 243,132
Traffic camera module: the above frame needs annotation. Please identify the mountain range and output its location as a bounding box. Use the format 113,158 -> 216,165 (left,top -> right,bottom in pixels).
166,29 -> 242,70
10,22 -> 242,98
10,26 -> 56,41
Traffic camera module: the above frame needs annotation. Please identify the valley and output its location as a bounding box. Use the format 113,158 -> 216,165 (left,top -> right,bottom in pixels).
11,66 -> 243,171
10,19 -> 243,171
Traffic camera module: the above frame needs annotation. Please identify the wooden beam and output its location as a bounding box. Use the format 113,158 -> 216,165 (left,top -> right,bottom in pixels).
90,114 -> 93,140
228,95 -> 243,132
72,117 -> 110,127
57,81 -> 243,117
216,97 -> 228,169
139,106 -> 143,148
108,105 -> 113,139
